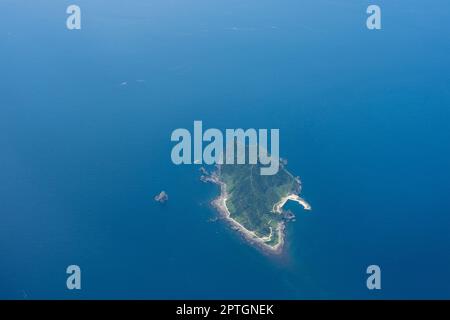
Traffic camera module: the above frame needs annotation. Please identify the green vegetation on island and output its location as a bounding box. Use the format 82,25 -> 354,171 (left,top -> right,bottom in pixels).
219,160 -> 300,246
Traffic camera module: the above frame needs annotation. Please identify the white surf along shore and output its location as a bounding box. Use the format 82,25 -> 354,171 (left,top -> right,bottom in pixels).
206,169 -> 312,254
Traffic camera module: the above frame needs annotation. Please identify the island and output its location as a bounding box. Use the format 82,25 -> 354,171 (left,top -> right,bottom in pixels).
154,191 -> 169,203
200,156 -> 311,254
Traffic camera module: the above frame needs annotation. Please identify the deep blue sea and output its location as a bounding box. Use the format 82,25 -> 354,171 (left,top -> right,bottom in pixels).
1,0 -> 450,299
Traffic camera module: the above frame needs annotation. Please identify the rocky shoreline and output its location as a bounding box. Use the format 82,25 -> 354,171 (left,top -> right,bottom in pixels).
200,166 -> 300,254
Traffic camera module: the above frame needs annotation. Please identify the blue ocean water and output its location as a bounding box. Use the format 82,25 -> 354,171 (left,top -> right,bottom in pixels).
1,0 -> 449,299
